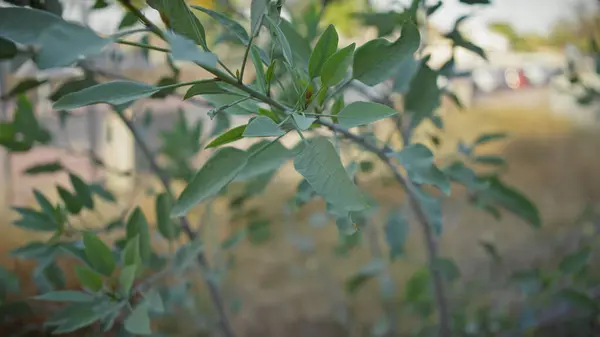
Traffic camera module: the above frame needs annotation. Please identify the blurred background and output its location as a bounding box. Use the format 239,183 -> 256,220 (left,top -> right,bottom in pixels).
1,0 -> 600,336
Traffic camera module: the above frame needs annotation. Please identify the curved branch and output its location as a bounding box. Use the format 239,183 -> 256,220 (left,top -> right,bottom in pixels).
113,109 -> 236,337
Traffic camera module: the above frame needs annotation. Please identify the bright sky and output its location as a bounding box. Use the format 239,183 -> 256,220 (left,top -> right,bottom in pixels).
373,0 -> 594,35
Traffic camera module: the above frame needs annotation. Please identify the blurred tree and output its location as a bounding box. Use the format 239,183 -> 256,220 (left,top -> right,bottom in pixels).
321,0 -> 368,37
488,22 -> 548,52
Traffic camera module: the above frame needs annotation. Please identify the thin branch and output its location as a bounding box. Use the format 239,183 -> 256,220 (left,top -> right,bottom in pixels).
113,109 -> 236,337
238,35 -> 254,83
83,56 -> 450,336
115,39 -> 170,53
318,119 -> 451,337
116,0 -> 166,41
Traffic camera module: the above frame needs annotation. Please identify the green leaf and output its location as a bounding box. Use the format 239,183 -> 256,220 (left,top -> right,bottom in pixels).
74,266 -> 103,292
222,229 -> 247,250
57,186 -> 83,215
309,25 -> 339,78
23,161 -> 64,175
251,0 -> 269,35
33,189 -> 57,220
155,192 -> 180,241
474,155 -> 506,167
83,232 -> 116,277
184,81 -> 236,99
460,0 -> 491,5
473,132 -> 508,146
392,144 -> 450,195
211,113 -> 231,138
10,241 -> 50,259
345,259 -> 385,295
434,257 -> 461,283
34,290 -> 93,303
6,78 -> 48,99
235,140 -> 291,181
118,11 -> 138,29
556,288 -> 599,314
353,22 -> 420,86
148,0 -> 206,48
444,161 -> 486,191
206,124 -> 246,148
172,147 -> 249,217
122,236 -> 142,269
321,43 -> 355,87
243,116 -> 285,137
559,248 -> 591,275
0,266 -> 20,299
191,5 -> 249,45
336,101 -> 397,128
0,37 -> 17,60
392,56 -> 420,93
126,208 -> 152,262
265,16 -> 293,65
481,177 -> 541,228
12,207 -> 57,231
69,173 -> 94,209
13,95 -> 50,144
53,81 -> 159,110
166,32 -> 218,69
0,7 -> 109,69
89,183 -> 116,203
294,137 -> 368,212
292,113 -> 316,131
251,45 -> 268,94
118,265 -> 137,295
404,63 -> 441,127
173,239 -> 203,272
50,77 -> 98,102
385,210 -> 409,259
279,19 -> 312,66
411,186 -> 443,235
446,30 -> 487,60
51,305 -> 104,334
480,240 -> 502,264
124,302 -> 152,335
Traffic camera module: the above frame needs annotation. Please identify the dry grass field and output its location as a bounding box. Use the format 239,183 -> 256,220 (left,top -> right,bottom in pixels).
2,95 -> 600,336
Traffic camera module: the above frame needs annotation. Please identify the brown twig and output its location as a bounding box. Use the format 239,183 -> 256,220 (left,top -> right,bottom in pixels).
113,109 -> 236,337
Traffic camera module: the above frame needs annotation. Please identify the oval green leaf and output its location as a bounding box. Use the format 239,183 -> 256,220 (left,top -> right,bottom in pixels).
243,116 -> 285,137
53,81 -> 159,110
321,43 -> 356,87
83,232 -> 116,277
294,137 -> 368,212
353,22 -> 420,86
155,193 -> 180,241
309,24 -> 339,79
206,124 -> 247,148
171,147 -> 249,217
337,101 -> 398,128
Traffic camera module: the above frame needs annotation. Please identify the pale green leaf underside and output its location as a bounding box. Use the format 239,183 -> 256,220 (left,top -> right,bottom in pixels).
0,7 -> 108,69
294,137 -> 368,212
172,147 -> 249,217
392,144 -> 450,195
235,141 -> 291,181
337,101 -> 398,128
53,81 -> 158,110
243,116 -> 285,137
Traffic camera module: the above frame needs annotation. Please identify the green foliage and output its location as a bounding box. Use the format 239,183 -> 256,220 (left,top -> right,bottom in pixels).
0,2 -> 554,336
353,23 -> 420,86
294,137 -> 368,212
171,148 -> 249,216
